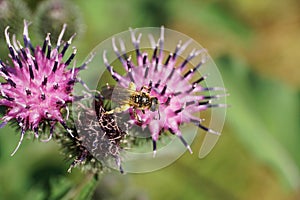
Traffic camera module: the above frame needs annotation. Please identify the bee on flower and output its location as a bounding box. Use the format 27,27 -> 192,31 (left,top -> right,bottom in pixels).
102,27 -> 227,156
105,81 -> 160,123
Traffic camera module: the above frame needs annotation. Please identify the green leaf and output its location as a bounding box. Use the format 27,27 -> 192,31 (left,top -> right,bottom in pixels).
52,173 -> 98,200
217,55 -> 300,190
48,177 -> 73,200
74,174 -> 98,200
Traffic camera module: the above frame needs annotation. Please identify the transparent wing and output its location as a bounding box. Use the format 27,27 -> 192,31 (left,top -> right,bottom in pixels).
101,84 -> 135,107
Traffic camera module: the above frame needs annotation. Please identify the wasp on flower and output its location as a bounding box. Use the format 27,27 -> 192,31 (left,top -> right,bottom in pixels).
102,27 -> 227,156
105,81 -> 160,123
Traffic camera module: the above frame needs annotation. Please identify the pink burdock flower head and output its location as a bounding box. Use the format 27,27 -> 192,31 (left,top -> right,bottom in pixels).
0,20 -> 88,155
103,27 -> 226,156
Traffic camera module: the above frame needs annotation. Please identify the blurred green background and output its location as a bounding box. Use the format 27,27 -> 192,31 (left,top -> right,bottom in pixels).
0,0 -> 299,199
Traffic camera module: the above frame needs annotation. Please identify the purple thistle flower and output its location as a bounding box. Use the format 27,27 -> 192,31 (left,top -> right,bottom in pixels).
103,27 -> 226,156
0,20 -> 87,155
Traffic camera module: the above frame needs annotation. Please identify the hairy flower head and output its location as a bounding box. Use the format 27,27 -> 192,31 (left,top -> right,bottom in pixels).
103,27 -> 226,155
62,95 -> 127,173
0,20 -> 88,155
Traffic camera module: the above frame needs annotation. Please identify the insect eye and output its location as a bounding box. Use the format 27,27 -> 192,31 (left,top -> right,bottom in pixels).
150,98 -> 159,111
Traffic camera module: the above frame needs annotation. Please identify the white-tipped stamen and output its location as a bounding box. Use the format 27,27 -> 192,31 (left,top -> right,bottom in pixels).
68,33 -> 76,44
11,129 -> 25,156
34,129 -> 39,139
5,26 -> 18,57
77,77 -> 101,95
12,35 -> 20,52
129,28 -> 136,43
5,26 -> 12,47
137,33 -> 142,44
112,37 -> 126,66
187,145 -> 193,154
65,47 -> 77,66
148,34 -> 156,49
127,55 -> 132,62
77,52 -> 95,70
84,53 -> 95,66
71,60 -> 76,79
177,135 -> 193,154
0,71 -> 9,79
73,47 -> 77,54
65,106 -> 70,120
177,40 -> 182,48
119,38 -> 126,53
197,123 -> 221,136
130,29 -> 142,49
103,50 -> 108,64
177,39 -> 192,56
57,24 -> 67,47
159,26 -> 164,56
200,87 -> 227,92
207,104 -> 228,108
17,40 -> 23,50
153,150 -> 157,158
41,123 -> 55,143
56,96 -> 66,104
160,26 -> 164,43
15,101 -> 27,108
41,133 -> 53,142
190,48 -> 196,56
112,37 -> 119,53
1,89 -> 7,98
23,20 -> 32,39
46,33 -> 51,43
65,125 -> 74,137
67,166 -> 73,173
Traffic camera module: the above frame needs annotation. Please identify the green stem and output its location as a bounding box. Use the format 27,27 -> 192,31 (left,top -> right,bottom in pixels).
64,171 -> 99,200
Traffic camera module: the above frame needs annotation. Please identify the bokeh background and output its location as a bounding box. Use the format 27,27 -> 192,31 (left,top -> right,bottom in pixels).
0,0 -> 299,199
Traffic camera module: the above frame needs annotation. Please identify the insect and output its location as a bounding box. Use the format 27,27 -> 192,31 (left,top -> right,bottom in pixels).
105,82 -> 160,123
69,97 -> 127,174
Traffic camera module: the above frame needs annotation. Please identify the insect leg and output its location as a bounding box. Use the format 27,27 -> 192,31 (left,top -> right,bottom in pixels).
117,104 -> 131,112
133,108 -> 143,123
106,103 -> 131,114
105,109 -> 115,114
